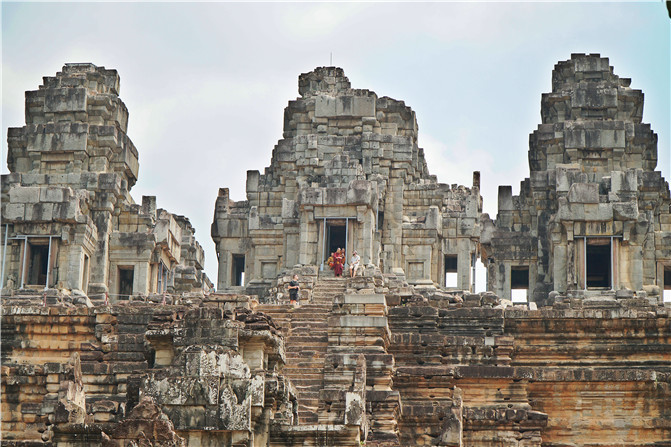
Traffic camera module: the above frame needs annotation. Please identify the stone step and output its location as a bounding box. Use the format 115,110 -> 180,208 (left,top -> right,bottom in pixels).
289,323 -> 327,329
259,281 -> 342,422
290,324 -> 328,331
283,366 -> 325,374
283,337 -> 326,344
293,383 -> 326,392
290,324 -> 328,330
285,351 -> 327,358
285,341 -> 327,348
290,375 -> 325,383
288,313 -> 330,319
285,358 -> 326,366
298,412 -> 319,423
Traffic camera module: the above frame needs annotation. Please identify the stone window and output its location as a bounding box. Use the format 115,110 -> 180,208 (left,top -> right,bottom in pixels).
445,255 -> 458,288
511,266 -> 529,302
586,238 -> 611,288
664,266 -> 671,302
232,254 -> 245,286
118,267 -> 134,299
26,241 -> 49,287
577,237 -> 619,290
157,262 -> 169,293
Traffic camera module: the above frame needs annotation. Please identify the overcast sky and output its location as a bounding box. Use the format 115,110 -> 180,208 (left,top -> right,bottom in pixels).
2,2 -> 669,287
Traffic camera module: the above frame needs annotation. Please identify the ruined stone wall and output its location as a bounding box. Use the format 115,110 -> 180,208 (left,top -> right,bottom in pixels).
392,295 -> 671,445
3,287 -> 669,446
1,293 -> 296,447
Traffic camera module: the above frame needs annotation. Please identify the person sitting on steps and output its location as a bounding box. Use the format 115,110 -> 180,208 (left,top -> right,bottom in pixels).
349,250 -> 361,278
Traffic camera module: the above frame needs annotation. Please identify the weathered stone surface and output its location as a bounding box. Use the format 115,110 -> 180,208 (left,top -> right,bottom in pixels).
1,63 -> 212,300
481,54 -> 670,306
3,56 -> 671,447
213,67 -> 481,295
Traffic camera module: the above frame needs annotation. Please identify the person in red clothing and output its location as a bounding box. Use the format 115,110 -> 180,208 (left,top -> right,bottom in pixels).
333,248 -> 344,277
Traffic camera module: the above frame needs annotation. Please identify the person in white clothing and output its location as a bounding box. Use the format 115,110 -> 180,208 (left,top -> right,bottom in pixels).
349,250 -> 361,278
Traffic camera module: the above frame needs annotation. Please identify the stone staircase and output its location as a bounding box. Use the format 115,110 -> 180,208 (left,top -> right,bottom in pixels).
256,276 -> 347,423
312,276 -> 347,304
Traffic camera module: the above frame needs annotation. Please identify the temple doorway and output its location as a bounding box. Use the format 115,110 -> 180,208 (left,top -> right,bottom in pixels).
586,238 -> 611,288
327,222 -> 346,256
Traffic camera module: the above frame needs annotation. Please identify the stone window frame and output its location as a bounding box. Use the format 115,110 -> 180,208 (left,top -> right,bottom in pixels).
231,254 -> 246,287
576,236 -> 620,291
663,264 -> 671,303
117,265 -> 135,299
510,265 -> 530,303
157,260 -> 170,293
444,254 -> 458,288
9,234 -> 59,290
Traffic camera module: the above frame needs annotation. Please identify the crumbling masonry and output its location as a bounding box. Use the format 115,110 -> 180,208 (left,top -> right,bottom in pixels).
2,55 -> 670,447
1,64 -> 212,302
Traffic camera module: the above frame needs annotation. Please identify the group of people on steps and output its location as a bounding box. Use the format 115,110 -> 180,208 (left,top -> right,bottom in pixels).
327,248 -> 360,278
288,249 -> 361,306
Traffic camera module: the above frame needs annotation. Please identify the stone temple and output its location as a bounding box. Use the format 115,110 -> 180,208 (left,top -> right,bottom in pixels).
1,64 -> 212,301
2,54 -> 670,447
212,66 -> 481,297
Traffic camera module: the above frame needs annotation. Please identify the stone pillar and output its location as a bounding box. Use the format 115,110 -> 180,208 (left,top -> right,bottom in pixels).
358,206 -> 374,265
631,244 -> 644,291
500,262 -> 510,300
384,177 -> 404,272
553,242 -> 567,293
217,242 -> 229,290
88,211 -> 112,294
135,262 -> 151,295
298,208 -> 313,265
457,238 -> 471,291
66,245 -> 85,292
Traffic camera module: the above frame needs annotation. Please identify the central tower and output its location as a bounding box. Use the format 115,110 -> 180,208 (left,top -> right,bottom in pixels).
212,67 -> 482,294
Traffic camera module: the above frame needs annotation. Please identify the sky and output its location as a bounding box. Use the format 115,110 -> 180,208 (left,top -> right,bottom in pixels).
2,2 -> 669,289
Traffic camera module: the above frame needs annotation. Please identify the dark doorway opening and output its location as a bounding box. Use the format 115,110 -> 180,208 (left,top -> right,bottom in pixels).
445,255 -> 458,287
232,254 -> 245,286
119,267 -> 134,299
586,239 -> 611,288
327,223 -> 346,257
27,243 -> 49,286
511,266 -> 529,302
511,266 -> 529,289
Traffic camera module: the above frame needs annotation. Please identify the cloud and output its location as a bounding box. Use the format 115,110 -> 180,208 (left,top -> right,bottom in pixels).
278,3 -> 367,39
